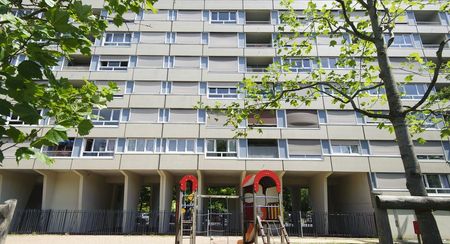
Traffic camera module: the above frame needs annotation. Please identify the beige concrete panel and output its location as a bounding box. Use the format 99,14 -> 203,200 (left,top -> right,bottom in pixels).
139,21 -> 172,32
331,156 -> 370,172
205,0 -> 242,9
90,70 -> 133,80
204,72 -> 244,81
94,45 -> 137,55
243,1 -> 273,9
199,158 -> 245,170
203,24 -> 244,33
204,47 -> 243,56
168,69 -> 202,81
279,99 -> 324,109
120,155 -> 159,170
121,171 -> 142,214
423,48 -> 450,58
159,155 -> 198,170
416,25 -> 449,34
419,162 -> 450,174
153,0 -> 174,9
202,99 -> 243,107
356,97 -> 389,110
55,70 -> 90,80
34,158 -> 72,170
387,48 -> 422,57
172,21 -> 204,32
84,124 -> 126,138
106,96 -> 130,108
245,160 -> 283,171
363,126 -> 396,140
136,44 -> 170,55
165,95 -> 201,108
392,25 -> 419,33
72,157 -> 121,170
316,45 -> 343,57
244,48 -> 276,56
129,95 -> 165,108
162,124 -> 199,138
369,157 -> 405,172
274,0 -> 309,9
327,125 -> 365,140
402,99 -> 440,110
106,24 -> 140,32
328,173 -> 372,213
281,127 -> 328,139
75,170 -> 113,210
243,25 -> 275,32
322,97 -> 353,109
199,127 -> 237,138
393,72 -> 431,83
174,1 -> 205,9
284,157 -> 332,171
42,171 -> 80,210
170,45 -> 203,56
0,171 -> 39,210
133,68 -> 168,81
124,124 -> 163,137
1,158 -> 34,169
412,130 -> 443,141
245,128 -> 281,139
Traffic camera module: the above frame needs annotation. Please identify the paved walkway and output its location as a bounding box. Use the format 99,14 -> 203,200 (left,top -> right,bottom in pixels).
6,235 -> 380,244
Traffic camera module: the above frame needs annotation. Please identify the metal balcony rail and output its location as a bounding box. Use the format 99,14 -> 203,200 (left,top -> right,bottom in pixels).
245,20 -> 271,24
246,65 -> 270,72
416,21 -> 442,25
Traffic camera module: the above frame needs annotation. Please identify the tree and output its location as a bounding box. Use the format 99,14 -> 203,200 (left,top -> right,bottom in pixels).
0,0 -> 156,164
206,0 -> 449,243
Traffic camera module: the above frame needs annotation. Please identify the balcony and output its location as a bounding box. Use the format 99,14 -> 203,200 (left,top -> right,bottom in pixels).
62,55 -> 90,71
246,33 -> 272,48
245,10 -> 271,25
414,11 -> 444,26
420,33 -> 449,49
246,57 -> 273,73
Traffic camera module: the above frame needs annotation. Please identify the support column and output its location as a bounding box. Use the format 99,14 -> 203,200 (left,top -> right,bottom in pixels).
196,170 -> 205,232
35,170 -> 57,210
310,173 -> 331,235
74,170 -> 111,210
158,170 -> 174,233
121,170 -> 143,233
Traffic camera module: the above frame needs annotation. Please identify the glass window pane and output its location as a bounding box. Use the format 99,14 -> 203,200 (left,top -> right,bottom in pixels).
105,34 -> 113,42
125,33 -> 132,42
107,140 -> 116,151
145,140 -> 155,151
99,109 -> 112,121
219,12 -> 228,20
112,110 -> 121,120
127,140 -> 136,151
136,139 -> 146,151
93,140 -> 107,151
168,140 -> 177,151
216,140 -> 227,152
426,175 -> 442,188
229,140 -> 236,152
230,12 -> 236,20
113,34 -> 123,42
212,12 -> 218,20
404,84 -> 417,95
186,140 -> 195,152
331,145 -> 340,153
207,140 -> 215,152
177,140 -> 186,152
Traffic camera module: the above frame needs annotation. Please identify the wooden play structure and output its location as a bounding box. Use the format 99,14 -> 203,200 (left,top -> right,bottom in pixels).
175,175 -> 198,244
241,170 -> 290,244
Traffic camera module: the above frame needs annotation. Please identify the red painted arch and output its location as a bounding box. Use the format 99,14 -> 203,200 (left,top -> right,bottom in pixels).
241,170 -> 281,193
179,175 -> 198,192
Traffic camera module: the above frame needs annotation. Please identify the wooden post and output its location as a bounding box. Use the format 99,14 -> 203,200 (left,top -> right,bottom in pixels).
371,193 -> 393,244
0,199 -> 17,244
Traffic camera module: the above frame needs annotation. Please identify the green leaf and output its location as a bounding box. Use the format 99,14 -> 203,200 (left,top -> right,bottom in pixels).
146,1 -> 158,13
15,147 -> 34,163
0,99 -> 12,116
78,119 -> 93,136
43,128 -> 68,145
17,60 -> 42,79
5,127 -> 26,143
33,149 -> 55,165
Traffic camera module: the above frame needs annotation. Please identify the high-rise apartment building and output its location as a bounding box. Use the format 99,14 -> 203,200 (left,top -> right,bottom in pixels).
1,0 -> 450,239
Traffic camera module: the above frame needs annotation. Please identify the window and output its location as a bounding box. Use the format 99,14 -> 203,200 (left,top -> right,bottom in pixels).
159,109 -> 169,123
99,60 -> 128,71
248,110 -> 277,127
211,11 -> 237,23
423,174 -> 450,194
248,139 -> 279,158
286,110 -> 318,128
319,57 -> 349,69
10,55 -> 26,66
161,81 -> 172,94
126,139 -> 155,152
42,139 -> 74,157
83,139 -> 116,157
288,140 -> 322,159
91,108 -> 121,126
208,83 -> 238,99
399,83 -> 430,100
387,34 -> 413,48
368,86 -> 386,96
331,140 -> 361,154
6,113 -> 25,125
414,141 -> 445,160
286,58 -> 312,72
104,33 -> 132,46
167,139 -> 196,153
206,139 -> 237,157
11,9 -> 34,17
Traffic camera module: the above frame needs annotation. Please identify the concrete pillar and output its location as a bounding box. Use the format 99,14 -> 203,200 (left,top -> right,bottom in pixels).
151,183 -> 160,212
75,170 -> 111,210
310,173 -> 331,235
158,170 -> 174,233
121,170 -> 143,233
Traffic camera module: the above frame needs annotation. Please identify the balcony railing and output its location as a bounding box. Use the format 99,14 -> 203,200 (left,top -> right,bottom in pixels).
245,20 -> 271,25
416,21 -> 442,25
61,66 -> 90,71
246,66 -> 270,72
246,43 -> 273,48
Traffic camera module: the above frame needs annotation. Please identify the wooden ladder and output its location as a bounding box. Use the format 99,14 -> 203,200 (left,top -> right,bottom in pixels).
256,216 -> 291,244
176,192 -> 197,244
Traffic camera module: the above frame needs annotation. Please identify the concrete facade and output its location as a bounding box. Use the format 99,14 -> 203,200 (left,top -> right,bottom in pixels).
1,0 -> 450,240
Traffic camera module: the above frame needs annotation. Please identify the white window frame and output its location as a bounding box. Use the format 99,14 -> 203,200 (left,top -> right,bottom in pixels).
210,11 -> 237,24
161,81 -> 172,94
99,60 -> 128,71
207,85 -> 238,99
125,138 -> 156,153
400,83 -> 430,100
158,109 -> 170,123
390,34 -> 414,48
330,141 -> 362,155
42,138 -> 75,157
166,139 -> 196,153
206,139 -> 238,157
91,108 -> 121,126
82,138 -> 116,157
103,32 -> 133,46
286,58 -> 312,72
423,174 -> 450,194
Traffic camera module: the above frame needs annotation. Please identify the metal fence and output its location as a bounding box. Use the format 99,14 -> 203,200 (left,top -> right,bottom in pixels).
10,209 -> 377,237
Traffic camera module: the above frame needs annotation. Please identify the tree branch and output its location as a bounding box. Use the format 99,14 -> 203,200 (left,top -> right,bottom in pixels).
335,0 -> 375,42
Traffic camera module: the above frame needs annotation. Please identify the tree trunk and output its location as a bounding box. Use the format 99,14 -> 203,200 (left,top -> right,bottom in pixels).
365,1 -> 443,242
0,199 -> 17,244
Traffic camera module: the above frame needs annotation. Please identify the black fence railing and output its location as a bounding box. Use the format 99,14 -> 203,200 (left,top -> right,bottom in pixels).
10,209 -> 377,237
